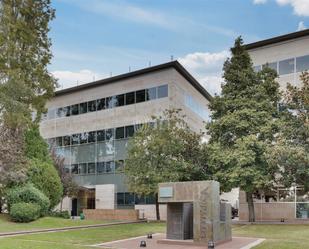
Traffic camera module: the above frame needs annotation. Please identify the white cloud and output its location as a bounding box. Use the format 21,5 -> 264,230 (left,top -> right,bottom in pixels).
253,0 -> 268,4
52,70 -> 107,89
179,51 -> 229,95
297,21 -> 307,30
276,0 -> 309,16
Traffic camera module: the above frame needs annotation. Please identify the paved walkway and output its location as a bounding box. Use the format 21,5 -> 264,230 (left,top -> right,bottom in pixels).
95,234 -> 265,249
0,220 -> 146,238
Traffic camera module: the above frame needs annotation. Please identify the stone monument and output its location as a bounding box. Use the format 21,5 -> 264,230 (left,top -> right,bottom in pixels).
158,180 -> 231,245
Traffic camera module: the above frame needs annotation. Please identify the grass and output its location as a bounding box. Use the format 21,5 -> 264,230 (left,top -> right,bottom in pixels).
0,214 -> 114,233
233,224 -> 309,249
0,222 -> 166,249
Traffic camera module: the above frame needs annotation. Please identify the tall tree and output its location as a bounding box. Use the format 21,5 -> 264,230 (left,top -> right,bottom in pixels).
125,109 -> 207,220
206,37 -> 281,222
267,72 -> 309,190
0,0 -> 56,127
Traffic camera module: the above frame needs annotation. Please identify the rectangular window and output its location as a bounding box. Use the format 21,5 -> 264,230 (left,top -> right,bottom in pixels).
296,55 -> 309,72
279,58 -> 295,75
79,102 -> 88,114
87,163 -> 95,174
136,89 -> 146,103
71,164 -> 78,174
97,130 -> 105,142
56,107 -> 66,118
124,193 -> 135,205
63,136 -> 71,146
79,163 -> 87,174
105,128 -> 114,140
117,193 -> 125,205
65,106 -> 71,117
115,127 -> 125,139
87,100 -> 96,112
125,91 -> 135,105
115,160 -> 124,172
88,131 -> 96,143
97,162 -> 105,174
106,96 -> 117,109
105,161 -> 115,173
80,132 -> 88,144
125,125 -> 135,138
263,62 -> 277,72
146,87 -> 157,101
97,98 -> 106,111
71,104 -> 79,115
158,85 -> 168,98
116,94 -> 125,107
56,137 -> 63,147
71,133 -> 80,145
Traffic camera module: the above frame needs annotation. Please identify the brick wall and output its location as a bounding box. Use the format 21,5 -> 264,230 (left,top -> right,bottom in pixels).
83,209 -> 139,221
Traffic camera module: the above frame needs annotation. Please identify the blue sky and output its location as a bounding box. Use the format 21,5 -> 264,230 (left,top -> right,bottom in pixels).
50,0 -> 309,94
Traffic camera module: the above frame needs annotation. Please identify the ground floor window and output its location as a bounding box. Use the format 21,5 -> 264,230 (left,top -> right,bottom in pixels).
117,193 -> 155,206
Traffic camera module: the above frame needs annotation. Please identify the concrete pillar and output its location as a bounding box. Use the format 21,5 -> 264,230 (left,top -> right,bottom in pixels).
95,184 -> 116,209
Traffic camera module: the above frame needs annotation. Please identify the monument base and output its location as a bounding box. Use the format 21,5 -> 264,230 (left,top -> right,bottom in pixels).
157,238 -> 232,247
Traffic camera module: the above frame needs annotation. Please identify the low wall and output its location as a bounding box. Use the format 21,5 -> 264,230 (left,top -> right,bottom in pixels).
135,204 -> 167,221
239,202 -> 296,221
83,209 -> 139,221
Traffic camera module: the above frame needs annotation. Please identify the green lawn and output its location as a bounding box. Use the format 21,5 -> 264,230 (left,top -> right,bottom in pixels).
0,222 -> 166,249
233,224 -> 309,249
0,214 -> 113,233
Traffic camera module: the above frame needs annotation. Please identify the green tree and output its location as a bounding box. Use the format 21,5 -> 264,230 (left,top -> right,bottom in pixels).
206,37 -> 281,222
125,109 -> 207,220
267,72 -> 309,190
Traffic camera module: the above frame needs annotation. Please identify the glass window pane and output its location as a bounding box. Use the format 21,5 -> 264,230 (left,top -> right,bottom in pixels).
263,62 -> 277,72
56,108 -> 66,118
136,89 -> 146,103
65,106 -> 71,117
79,102 -> 88,114
296,55 -> 309,72
97,98 -> 106,111
63,136 -> 71,146
105,161 -> 115,173
105,128 -> 114,140
56,137 -> 63,147
115,127 -> 125,139
87,163 -> 95,174
87,100 -> 96,112
124,193 -> 135,205
80,132 -> 88,144
88,131 -> 96,143
146,87 -> 157,101
115,160 -> 124,172
116,94 -> 125,107
71,134 -> 80,145
97,130 -> 105,142
79,163 -> 87,174
117,193 -> 125,205
158,85 -> 168,98
125,92 -> 135,105
97,162 -> 105,174
71,104 -> 79,115
279,58 -> 295,75
71,164 -> 78,174
253,65 -> 262,72
106,96 -> 117,109
125,125 -> 134,138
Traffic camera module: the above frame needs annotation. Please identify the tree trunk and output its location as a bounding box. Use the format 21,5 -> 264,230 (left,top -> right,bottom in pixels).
246,192 -> 255,222
155,193 -> 160,221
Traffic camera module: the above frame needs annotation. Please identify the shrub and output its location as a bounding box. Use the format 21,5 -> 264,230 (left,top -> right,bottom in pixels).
10,202 -> 41,222
6,184 -> 50,215
28,158 -> 63,209
48,210 -> 70,219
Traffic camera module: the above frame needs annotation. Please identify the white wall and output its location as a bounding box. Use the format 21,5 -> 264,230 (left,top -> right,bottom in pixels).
95,184 -> 116,209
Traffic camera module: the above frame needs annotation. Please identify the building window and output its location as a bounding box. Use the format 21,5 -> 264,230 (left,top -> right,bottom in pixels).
125,91 -> 135,105
117,193 -> 125,205
115,127 -> 125,139
279,58 -> 295,75
71,164 -> 78,174
97,98 -> 106,111
105,128 -> 114,140
136,89 -> 146,103
87,163 -> 95,174
87,100 -> 96,112
125,125 -> 135,138
116,94 -> 125,107
80,132 -> 88,144
97,162 -> 105,174
158,85 -> 168,98
296,55 -> 309,73
88,131 -> 96,143
79,163 -> 87,174
97,130 -> 105,142
56,137 -> 63,147
106,96 -> 117,109
71,133 -> 80,145
79,102 -> 88,114
115,160 -> 124,172
253,65 -> 262,72
65,106 -> 71,117
63,136 -> 71,146
71,104 -> 79,115
105,161 -> 115,173
146,87 -> 157,101
263,62 -> 278,72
